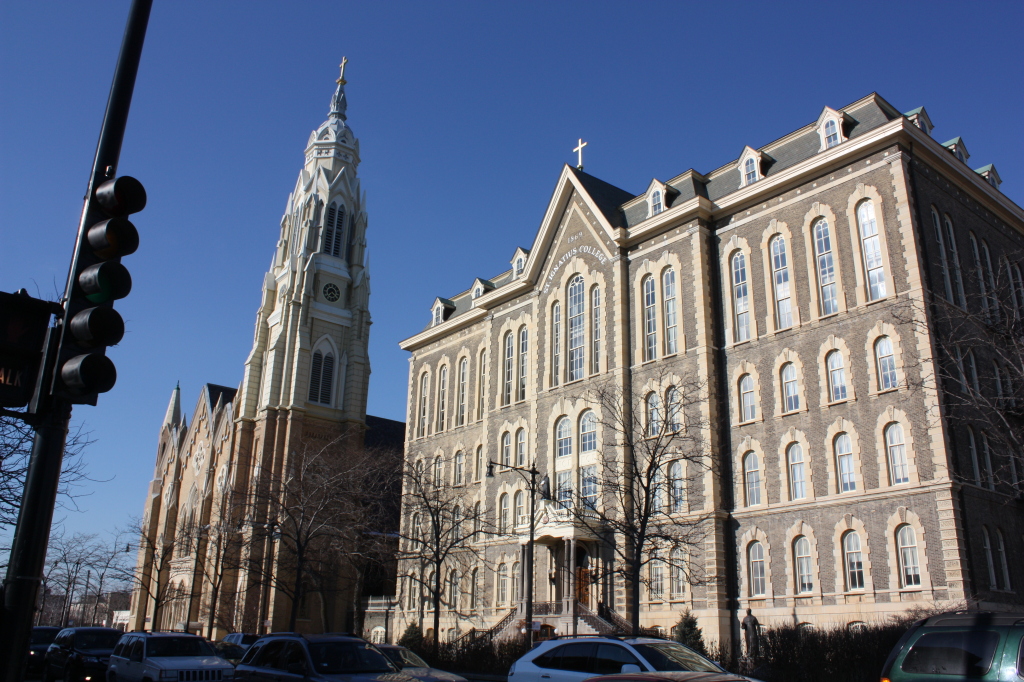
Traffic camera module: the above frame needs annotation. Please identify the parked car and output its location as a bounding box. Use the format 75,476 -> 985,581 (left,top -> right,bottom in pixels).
880,610 -> 1024,681
213,642 -> 248,666
235,633 -> 417,682
27,627 -> 62,679
43,627 -> 123,682
106,632 -> 235,682
376,644 -> 468,682
508,637 -> 760,682
222,634 -> 261,651
584,672 -> 749,682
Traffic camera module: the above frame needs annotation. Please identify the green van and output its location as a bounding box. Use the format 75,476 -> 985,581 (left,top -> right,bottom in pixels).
881,612 -> 1024,681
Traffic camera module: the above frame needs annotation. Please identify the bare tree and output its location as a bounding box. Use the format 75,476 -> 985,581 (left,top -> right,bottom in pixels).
45,532 -> 101,626
117,516 -> 183,630
397,452 -> 492,657
0,417 -> 95,530
567,371 -> 714,635
894,251 -> 1024,493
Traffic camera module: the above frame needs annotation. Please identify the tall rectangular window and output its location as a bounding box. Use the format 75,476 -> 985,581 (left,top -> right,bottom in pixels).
556,471 -> 572,509
436,366 -> 447,431
568,276 -> 585,381
456,359 -> 467,426
643,276 -> 657,360
580,466 -> 597,510
477,350 -> 486,420
944,217 -> 966,306
788,443 -> 806,500
663,269 -> 678,354
795,537 -> 813,593
517,328 -> 528,401
732,254 -> 750,342
836,434 -> 856,492
814,219 -> 838,315
857,200 -> 887,300
771,236 -> 792,329
876,337 -> 898,391
551,303 -> 561,386
503,333 -> 514,405
591,287 -> 601,374
417,374 -> 429,438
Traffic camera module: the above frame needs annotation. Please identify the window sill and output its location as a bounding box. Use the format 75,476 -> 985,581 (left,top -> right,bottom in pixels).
780,408 -> 804,417
826,398 -> 851,407
735,419 -> 759,426
816,312 -> 840,322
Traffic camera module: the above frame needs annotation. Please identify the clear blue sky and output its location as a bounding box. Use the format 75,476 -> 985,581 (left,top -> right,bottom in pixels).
1,0 -> 1022,538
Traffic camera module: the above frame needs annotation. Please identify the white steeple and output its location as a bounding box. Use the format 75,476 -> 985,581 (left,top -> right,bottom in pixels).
163,382 -> 181,428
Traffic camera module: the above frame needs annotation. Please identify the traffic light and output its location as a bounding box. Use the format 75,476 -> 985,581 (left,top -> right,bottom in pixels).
53,175 -> 145,403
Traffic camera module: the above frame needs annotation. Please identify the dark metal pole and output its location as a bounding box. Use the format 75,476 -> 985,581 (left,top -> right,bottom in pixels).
0,1 -> 151,678
525,466 -> 536,648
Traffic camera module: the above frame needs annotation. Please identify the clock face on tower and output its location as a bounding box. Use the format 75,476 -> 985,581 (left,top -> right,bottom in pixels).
323,283 -> 341,302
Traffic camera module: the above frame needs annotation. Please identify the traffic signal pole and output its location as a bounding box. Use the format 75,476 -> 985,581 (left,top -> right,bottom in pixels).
0,1 -> 152,678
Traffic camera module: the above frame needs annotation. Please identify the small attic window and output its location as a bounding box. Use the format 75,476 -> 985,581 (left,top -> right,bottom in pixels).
743,157 -> 758,185
650,190 -> 663,216
473,286 -> 483,299
432,306 -> 442,326
824,120 -> 840,148
515,257 -> 525,277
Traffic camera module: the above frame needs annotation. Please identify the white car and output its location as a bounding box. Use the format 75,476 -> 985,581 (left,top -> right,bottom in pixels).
508,637 -> 755,682
107,632 -> 236,682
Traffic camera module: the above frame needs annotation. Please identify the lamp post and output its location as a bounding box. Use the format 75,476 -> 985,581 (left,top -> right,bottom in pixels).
487,460 -> 541,647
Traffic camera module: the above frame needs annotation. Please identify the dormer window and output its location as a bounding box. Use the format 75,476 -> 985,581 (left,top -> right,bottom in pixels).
433,306 -> 442,326
650,190 -> 663,216
824,119 -> 840,148
515,258 -> 524,277
976,165 -> 1002,190
473,286 -> 483,299
904,107 -> 934,137
743,158 -> 758,185
943,138 -> 970,164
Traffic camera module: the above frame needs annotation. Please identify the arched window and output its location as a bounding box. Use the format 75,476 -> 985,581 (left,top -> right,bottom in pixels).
497,563 -> 508,604
651,190 -> 663,215
824,119 -> 840,148
456,358 -> 468,426
813,218 -> 838,316
501,432 -> 511,467
897,525 -> 921,588
843,531 -> 865,590
580,465 -> 597,510
498,495 -> 509,533
795,536 -> 813,593
323,202 -> 344,257
663,268 -> 678,354
857,200 -> 887,300
670,548 -> 685,596
452,505 -> 463,540
503,333 -> 514,405
933,209 -> 953,302
944,216 -> 966,306
787,443 -> 806,500
518,327 -> 529,401
739,374 -> 756,421
835,433 -> 855,492
556,417 -> 572,458
782,363 -> 800,412
449,570 -> 460,612
515,257 -> 525,276
511,562 -> 520,602
827,350 -> 847,402
771,235 -> 793,329
345,213 -> 356,263
646,393 -> 662,436
744,157 -> 758,185
666,387 -> 682,432
996,529 -> 1011,591
732,253 -> 751,342
580,411 -> 597,452
982,526 -> 997,589
469,568 -> 479,609
744,452 -> 761,506
981,240 -> 999,318
556,471 -> 572,508
591,286 -> 602,373
643,275 -> 657,360
436,365 -> 448,431
516,428 -> 526,466
407,572 -> 419,610
433,458 -> 443,486
875,337 -> 898,391
967,428 -> 982,484
514,491 -> 525,527
454,451 -> 464,485
748,542 -> 766,596
651,466 -> 664,513
308,349 -> 335,405
650,553 -> 664,598
669,460 -> 684,513
981,432 -> 994,489
551,302 -> 561,386
475,446 -> 484,482
568,275 -> 586,381
886,423 -> 909,485
477,349 -> 486,420
473,501 -> 481,534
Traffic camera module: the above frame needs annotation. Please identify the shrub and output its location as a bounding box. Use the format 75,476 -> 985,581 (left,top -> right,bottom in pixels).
671,609 -> 709,657
398,622 -> 424,650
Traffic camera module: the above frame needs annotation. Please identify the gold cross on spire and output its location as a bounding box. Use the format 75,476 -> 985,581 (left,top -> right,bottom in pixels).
337,56 -> 348,85
573,138 -> 588,170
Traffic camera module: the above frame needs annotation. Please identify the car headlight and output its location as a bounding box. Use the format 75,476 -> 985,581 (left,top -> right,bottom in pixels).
159,670 -> 178,680
221,669 -> 234,678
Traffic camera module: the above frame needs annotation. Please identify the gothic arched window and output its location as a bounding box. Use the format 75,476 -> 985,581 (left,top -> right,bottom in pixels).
732,253 -> 750,341
308,348 -> 335,405
580,410 -> 597,453
795,536 -> 813,593
643,275 -> 657,360
813,218 -> 838,315
748,541 -> 765,596
663,268 -> 678,354
568,275 -> 586,381
771,235 -> 792,328
556,417 -> 572,458
323,202 -> 345,258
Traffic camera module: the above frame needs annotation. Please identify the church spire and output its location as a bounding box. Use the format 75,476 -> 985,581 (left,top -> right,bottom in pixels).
329,57 -> 348,121
163,382 -> 181,428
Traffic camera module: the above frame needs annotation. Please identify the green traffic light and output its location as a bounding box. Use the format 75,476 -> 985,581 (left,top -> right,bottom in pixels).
79,262 -> 132,303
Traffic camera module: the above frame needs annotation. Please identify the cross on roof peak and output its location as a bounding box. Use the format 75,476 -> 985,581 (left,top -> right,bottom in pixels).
573,138 -> 588,171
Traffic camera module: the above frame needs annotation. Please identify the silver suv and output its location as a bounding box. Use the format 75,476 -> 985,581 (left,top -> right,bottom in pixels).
107,632 -> 235,682
508,637 -> 752,682
234,633 -> 417,682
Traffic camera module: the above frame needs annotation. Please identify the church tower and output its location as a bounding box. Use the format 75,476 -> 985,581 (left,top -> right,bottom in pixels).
237,58 -> 371,455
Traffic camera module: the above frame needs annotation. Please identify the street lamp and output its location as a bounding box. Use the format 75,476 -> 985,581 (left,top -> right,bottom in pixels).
487,460 -> 545,646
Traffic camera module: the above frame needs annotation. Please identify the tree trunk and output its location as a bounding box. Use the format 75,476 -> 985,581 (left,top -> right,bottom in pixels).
350,563 -> 367,637
432,561 -> 442,659
630,556 -> 642,636
289,549 -> 305,632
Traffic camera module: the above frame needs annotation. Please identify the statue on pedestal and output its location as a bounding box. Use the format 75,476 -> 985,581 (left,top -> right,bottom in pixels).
741,608 -> 760,659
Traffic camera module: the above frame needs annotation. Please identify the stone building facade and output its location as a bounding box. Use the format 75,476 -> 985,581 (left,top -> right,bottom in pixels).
128,65 -> 402,636
396,93 -> 1023,649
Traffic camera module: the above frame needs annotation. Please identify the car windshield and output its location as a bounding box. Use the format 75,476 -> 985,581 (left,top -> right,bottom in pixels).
215,643 -> 246,659
383,647 -> 429,668
75,632 -> 123,650
239,635 -> 260,646
308,642 -> 395,674
630,642 -> 721,673
146,637 -> 215,658
31,629 -> 60,645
